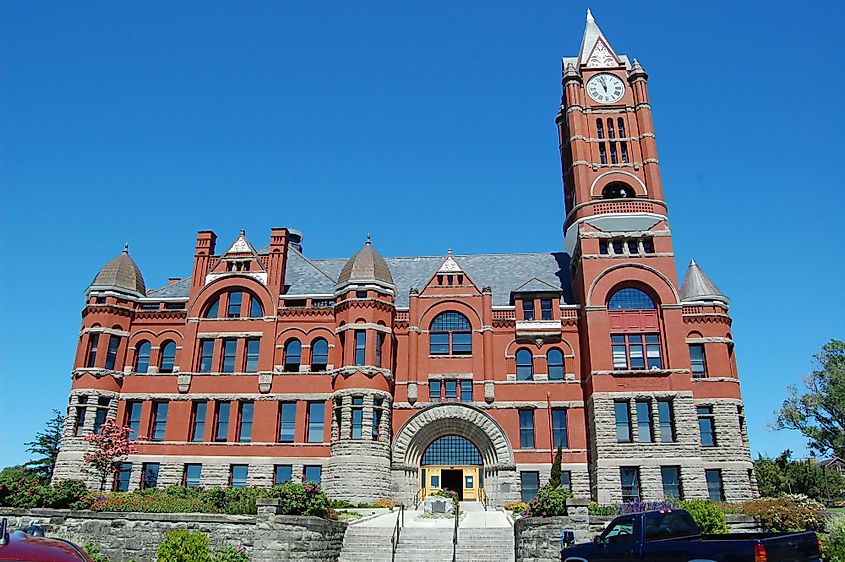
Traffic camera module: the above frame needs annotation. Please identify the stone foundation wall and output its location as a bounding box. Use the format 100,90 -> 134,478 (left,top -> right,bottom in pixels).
0,504 -> 346,562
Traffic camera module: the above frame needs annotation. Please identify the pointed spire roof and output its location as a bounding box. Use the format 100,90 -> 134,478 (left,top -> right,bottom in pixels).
680,260 -> 729,304
89,245 -> 146,296
336,236 -> 395,289
578,9 -> 621,68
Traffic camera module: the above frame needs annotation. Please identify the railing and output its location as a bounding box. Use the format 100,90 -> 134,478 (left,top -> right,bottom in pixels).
390,504 -> 405,562
413,487 -> 425,509
479,487 -> 490,511
452,502 -> 460,562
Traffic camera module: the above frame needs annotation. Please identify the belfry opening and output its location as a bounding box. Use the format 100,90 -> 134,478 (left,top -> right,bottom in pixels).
420,435 -> 483,501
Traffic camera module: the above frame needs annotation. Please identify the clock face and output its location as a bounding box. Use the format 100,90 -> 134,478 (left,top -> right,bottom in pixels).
587,73 -> 625,104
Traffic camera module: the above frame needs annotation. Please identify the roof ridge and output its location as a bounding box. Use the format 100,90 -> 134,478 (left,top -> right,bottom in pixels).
288,246 -> 338,284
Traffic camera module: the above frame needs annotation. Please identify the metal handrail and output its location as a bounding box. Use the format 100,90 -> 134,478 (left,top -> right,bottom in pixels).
413,487 -> 425,509
451,502 -> 459,562
390,504 -> 405,562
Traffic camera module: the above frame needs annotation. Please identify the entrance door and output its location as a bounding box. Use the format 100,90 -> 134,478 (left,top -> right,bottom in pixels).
441,469 -> 463,500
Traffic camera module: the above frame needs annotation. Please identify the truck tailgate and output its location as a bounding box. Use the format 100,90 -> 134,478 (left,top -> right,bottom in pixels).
760,531 -> 820,562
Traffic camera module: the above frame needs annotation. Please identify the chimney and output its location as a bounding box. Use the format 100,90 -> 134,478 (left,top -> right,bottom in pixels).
267,227 -> 289,298
168,277 -> 181,285
191,230 -> 217,292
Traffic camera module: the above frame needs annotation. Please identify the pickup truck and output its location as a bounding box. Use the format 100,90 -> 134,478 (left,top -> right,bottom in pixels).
560,509 -> 822,562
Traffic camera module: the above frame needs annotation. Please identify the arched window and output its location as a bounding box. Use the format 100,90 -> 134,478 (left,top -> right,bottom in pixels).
608,288 -> 662,370
159,340 -> 176,373
547,349 -> 564,380
516,348 -> 533,381
249,294 -> 264,318
617,118 -> 626,137
204,298 -> 219,318
596,119 -> 605,139
135,341 -> 151,374
284,339 -> 301,372
608,288 -> 655,310
422,435 -> 482,466
430,312 -> 472,355
311,338 -> 328,372
601,183 -> 636,200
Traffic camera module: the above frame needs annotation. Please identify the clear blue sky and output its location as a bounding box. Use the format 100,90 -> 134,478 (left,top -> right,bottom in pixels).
1,1 -> 842,468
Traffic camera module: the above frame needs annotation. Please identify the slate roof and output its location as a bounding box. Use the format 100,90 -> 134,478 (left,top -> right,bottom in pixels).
679,259 -> 729,304
89,246 -> 146,296
336,240 -> 395,288
147,249 -> 573,307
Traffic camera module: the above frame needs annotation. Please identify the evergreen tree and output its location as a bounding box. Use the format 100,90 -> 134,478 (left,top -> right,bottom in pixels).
549,444 -> 563,488
25,409 -> 65,479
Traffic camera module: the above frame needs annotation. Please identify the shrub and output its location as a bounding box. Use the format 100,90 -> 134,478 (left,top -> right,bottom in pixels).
83,541 -> 111,562
214,546 -> 249,562
156,530 -> 211,562
45,479 -> 92,509
373,497 -> 396,510
262,482 -> 335,519
329,499 -> 355,509
680,499 -> 728,534
588,502 -> 617,516
549,445 -> 563,489
0,466 -> 48,508
738,494 -> 826,532
524,485 -> 572,517
504,501 -> 529,515
822,514 -> 845,562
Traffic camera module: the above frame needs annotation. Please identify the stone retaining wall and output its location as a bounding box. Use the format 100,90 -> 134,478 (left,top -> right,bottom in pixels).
0,501 -> 346,562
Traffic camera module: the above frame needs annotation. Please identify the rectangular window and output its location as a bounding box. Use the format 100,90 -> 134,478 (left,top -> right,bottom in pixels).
230,464 -> 248,488
444,380 -> 457,400
460,380 -> 473,402
125,401 -> 142,441
74,406 -> 87,436
238,401 -> 253,443
114,462 -> 132,492
561,470 -> 572,491
274,465 -> 292,484
354,330 -> 366,366
279,402 -> 296,442
612,334 -> 662,370
372,398 -> 383,440
657,400 -> 674,443
191,401 -> 207,442
304,465 -> 322,483
431,475 -> 439,488
183,464 -> 202,487
351,396 -> 363,440
599,142 -> 607,164
307,401 -> 325,443
642,238 -> 655,253
523,300 -> 535,321
636,400 -> 652,443
356,290 -> 368,299
86,334 -> 100,367
698,406 -> 717,446
519,409 -> 535,448
214,401 -> 230,442
244,338 -> 260,373
227,291 -> 242,318
615,401 -> 632,443
221,338 -> 237,373
93,408 -> 107,434
430,332 -> 449,355
430,380 -> 441,402
451,332 -> 472,355
375,332 -> 384,367
540,299 -> 553,320
151,401 -> 168,442
611,335 -> 628,370
620,467 -> 641,502
705,469 -> 724,501
599,240 -> 609,255
199,340 -> 214,373
661,466 -> 682,499
626,240 -> 639,254
552,408 -> 568,448
141,463 -> 159,489
105,335 -> 120,370
690,344 -> 707,377
520,471 -> 540,502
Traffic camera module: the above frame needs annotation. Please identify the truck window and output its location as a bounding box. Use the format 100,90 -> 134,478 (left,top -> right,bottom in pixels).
644,511 -> 699,541
603,516 -> 636,544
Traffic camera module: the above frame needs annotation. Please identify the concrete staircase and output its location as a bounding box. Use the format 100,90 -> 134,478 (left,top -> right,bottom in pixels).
339,503 -> 514,562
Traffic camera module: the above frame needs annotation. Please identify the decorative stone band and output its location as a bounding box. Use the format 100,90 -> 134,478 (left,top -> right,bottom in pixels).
72,368 -> 124,380
335,322 -> 393,334
392,400 -> 586,409
116,392 -> 334,401
581,228 -> 672,238
692,377 -> 739,383
331,366 -> 393,382
427,372 -> 474,380
196,331 -> 264,339
591,368 -> 690,376
79,327 -> 131,337
583,253 -> 674,260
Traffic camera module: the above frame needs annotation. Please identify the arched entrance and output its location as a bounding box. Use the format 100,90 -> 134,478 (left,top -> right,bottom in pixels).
420,435 -> 483,500
392,403 -> 518,505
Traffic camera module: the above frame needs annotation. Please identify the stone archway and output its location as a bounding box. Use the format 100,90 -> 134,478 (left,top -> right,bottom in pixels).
390,404 -> 519,506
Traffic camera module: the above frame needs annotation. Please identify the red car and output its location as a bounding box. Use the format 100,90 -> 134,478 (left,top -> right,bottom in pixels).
0,519 -> 94,562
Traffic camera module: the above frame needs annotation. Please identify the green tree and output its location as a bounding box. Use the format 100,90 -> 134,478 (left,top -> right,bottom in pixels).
25,409 -> 65,479
753,452 -> 788,497
549,444 -> 563,488
776,340 -> 845,457
753,449 -> 845,501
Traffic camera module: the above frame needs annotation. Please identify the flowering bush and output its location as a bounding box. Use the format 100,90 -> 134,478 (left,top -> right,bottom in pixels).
822,514 -> 845,562
0,466 -> 48,508
434,489 -> 459,510
504,501 -> 529,515
680,499 -> 728,534
83,420 -> 136,491
738,494 -> 826,532
524,485 -> 572,517
617,500 -> 677,515
263,482 -> 335,519
214,546 -> 249,562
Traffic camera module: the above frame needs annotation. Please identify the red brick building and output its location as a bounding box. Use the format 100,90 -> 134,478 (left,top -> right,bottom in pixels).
54,10 -> 755,505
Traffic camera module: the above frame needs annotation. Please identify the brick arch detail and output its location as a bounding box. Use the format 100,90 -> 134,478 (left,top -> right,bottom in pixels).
418,300 -> 482,330
589,170 -> 648,198
587,263 -> 680,307
392,404 -> 514,469
187,275 -> 275,318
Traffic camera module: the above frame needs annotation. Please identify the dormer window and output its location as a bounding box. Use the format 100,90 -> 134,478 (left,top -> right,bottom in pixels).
523,300 -> 535,321
540,299 -> 553,320
356,290 -> 368,299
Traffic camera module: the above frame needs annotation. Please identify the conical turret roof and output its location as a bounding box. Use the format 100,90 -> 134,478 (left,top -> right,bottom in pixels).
680,259 -> 728,304
336,237 -> 394,289
578,8 -> 620,68
89,245 -> 146,296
